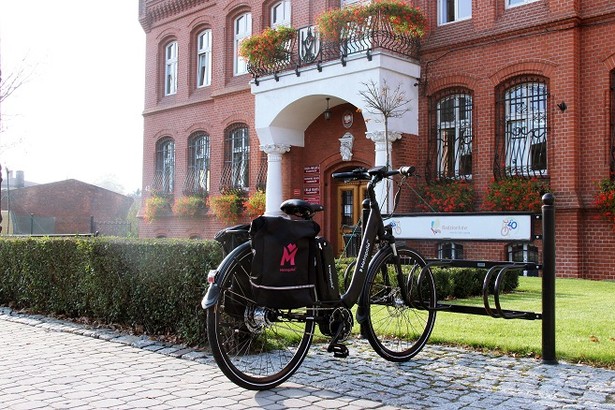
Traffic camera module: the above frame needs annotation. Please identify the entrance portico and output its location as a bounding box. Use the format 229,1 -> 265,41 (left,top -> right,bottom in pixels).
252,51 -> 421,217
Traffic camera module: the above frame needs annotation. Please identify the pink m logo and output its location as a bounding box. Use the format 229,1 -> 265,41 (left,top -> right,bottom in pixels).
280,243 -> 298,266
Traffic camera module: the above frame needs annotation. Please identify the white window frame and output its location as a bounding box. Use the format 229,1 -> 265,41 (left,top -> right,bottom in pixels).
507,0 -> 539,8
234,13 -> 252,76
436,93 -> 473,179
341,0 -> 370,6
438,0 -> 472,26
164,41 -> 178,96
196,29 -> 212,88
271,0 -> 291,28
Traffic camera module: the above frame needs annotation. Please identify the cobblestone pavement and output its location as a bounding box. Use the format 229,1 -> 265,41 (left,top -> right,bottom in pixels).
1,307 -> 614,409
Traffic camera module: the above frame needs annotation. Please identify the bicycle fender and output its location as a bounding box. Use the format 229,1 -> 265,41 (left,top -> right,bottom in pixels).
201,281 -> 220,310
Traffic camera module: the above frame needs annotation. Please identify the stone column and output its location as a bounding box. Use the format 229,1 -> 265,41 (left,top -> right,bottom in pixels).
261,144 -> 291,217
366,130 -> 402,213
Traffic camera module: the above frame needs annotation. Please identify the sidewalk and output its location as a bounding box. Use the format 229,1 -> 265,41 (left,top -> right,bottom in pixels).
1,308 -> 614,409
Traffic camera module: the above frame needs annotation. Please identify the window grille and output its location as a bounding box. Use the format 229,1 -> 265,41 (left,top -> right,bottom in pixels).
185,133 -> 210,195
495,76 -> 548,179
427,88 -> 473,182
221,124 -> 250,192
155,138 -> 175,194
610,70 -> 615,178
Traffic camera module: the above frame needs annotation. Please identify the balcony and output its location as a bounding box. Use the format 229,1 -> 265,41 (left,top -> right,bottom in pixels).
245,12 -> 422,83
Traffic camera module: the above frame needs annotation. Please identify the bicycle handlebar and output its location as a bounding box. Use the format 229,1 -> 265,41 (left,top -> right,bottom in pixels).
332,165 -> 415,181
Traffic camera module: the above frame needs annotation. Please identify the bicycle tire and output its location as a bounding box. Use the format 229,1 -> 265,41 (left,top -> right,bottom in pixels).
206,241 -> 315,390
361,247 -> 437,362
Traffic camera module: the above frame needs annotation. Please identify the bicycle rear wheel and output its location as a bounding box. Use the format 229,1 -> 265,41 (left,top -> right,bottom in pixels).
361,247 -> 436,362
206,242 -> 315,390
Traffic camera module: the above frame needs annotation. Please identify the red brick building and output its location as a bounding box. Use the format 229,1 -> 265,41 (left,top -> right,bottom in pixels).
138,0 -> 615,280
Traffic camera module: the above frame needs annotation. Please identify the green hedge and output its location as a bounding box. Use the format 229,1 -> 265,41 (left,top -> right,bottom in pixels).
0,237 -> 222,346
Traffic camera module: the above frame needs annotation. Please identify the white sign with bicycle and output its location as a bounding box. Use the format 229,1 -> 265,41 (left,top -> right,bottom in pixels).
387,213 -> 534,241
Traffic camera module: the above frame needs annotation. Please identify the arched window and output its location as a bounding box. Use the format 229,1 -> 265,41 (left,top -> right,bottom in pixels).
164,41 -> 178,95
495,76 -> 548,178
234,13 -> 252,76
431,91 -> 473,180
222,124 -> 250,190
155,138 -> 175,194
271,0 -> 291,27
196,29 -> 212,88
186,133 -> 210,195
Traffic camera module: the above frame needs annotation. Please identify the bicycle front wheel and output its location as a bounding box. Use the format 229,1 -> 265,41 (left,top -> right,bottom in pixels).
361,247 -> 436,362
206,242 -> 315,390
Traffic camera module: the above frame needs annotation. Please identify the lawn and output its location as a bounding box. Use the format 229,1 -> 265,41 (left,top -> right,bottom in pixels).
427,277 -> 615,368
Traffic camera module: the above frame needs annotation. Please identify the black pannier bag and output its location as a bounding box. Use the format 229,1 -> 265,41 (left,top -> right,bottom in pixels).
314,237 -> 340,302
249,216 -> 320,309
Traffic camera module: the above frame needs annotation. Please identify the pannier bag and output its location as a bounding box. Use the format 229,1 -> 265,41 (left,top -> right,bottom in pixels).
249,216 -> 320,309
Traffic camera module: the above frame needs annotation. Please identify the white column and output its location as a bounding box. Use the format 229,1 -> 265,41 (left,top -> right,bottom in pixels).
366,130 -> 402,213
261,144 -> 291,217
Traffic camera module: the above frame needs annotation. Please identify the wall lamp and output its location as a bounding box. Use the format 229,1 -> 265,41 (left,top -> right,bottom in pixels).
324,97 -> 332,121
557,101 -> 567,112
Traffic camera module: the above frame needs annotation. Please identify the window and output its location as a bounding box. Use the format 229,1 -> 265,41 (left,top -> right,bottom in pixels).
502,79 -> 548,177
507,243 -> 539,276
507,0 -> 539,8
234,13 -> 252,76
187,133 -> 210,195
439,0 -> 471,25
223,124 -> 250,190
155,138 -> 175,194
438,242 -> 464,260
271,0 -> 291,27
435,92 -> 473,179
164,41 -> 178,95
196,29 -> 212,88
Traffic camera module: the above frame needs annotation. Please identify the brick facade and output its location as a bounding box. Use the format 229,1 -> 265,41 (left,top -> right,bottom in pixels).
138,0 -> 615,280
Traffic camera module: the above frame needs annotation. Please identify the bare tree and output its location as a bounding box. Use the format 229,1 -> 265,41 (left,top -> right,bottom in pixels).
359,79 -> 412,211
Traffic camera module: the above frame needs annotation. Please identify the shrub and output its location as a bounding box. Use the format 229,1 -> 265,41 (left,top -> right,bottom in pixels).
239,25 -> 295,65
594,178 -> 615,229
243,190 -> 266,219
417,180 -> 475,212
483,177 -> 550,213
143,195 -> 172,223
173,195 -> 207,218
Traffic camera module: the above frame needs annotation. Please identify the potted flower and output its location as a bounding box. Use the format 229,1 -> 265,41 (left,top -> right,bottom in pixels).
594,178 -> 615,228
172,195 -> 207,218
316,0 -> 427,41
143,195 -> 172,223
239,25 -> 296,66
208,192 -> 245,225
483,177 -> 550,213
244,190 -> 267,219
417,180 -> 475,212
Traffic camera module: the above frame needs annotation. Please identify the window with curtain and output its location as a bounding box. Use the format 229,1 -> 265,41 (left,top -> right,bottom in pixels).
196,29 -> 212,88
234,13 -> 252,75
164,41 -> 178,95
155,138 -> 175,194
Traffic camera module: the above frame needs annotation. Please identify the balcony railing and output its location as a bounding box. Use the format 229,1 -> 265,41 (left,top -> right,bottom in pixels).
247,14 -> 421,81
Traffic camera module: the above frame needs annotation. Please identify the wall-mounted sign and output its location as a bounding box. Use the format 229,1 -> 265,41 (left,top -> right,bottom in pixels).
304,165 -> 319,174
304,175 -> 319,184
304,187 -> 320,195
305,196 -> 321,204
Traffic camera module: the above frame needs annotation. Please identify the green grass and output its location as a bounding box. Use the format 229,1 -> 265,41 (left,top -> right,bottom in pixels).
428,277 -> 615,368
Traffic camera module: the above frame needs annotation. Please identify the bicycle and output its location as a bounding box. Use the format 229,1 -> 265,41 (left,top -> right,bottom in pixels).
202,165 -> 437,390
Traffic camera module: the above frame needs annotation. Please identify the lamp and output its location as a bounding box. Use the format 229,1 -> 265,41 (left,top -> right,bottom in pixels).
324,97 -> 331,121
557,101 -> 567,112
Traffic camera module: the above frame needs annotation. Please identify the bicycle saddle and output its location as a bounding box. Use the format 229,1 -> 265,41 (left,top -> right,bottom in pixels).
280,199 -> 324,219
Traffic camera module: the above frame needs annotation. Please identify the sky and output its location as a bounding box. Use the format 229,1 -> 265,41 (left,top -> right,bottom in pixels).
0,0 -> 145,195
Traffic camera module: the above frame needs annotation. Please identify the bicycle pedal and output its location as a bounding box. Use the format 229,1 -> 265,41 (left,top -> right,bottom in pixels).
327,343 -> 349,358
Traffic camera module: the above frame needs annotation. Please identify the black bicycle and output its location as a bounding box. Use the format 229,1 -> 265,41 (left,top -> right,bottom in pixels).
202,165 -> 437,390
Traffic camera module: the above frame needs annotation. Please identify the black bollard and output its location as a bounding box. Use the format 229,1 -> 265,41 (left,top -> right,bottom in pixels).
541,193 -> 557,364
